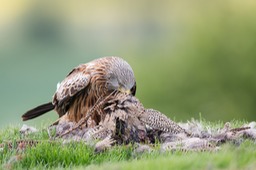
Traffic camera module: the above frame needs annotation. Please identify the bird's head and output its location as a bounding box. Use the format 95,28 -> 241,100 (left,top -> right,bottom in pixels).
106,57 -> 136,96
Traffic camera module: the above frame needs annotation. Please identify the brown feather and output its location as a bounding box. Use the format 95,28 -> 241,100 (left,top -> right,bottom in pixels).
22,102 -> 54,121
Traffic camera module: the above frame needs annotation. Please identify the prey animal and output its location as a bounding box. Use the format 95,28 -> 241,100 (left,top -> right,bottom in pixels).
57,92 -> 188,146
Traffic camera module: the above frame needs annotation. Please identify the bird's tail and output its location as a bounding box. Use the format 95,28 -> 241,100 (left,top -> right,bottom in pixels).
22,102 -> 55,121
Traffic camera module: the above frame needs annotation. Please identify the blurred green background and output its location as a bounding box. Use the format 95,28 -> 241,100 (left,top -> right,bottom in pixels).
1,0 -> 256,128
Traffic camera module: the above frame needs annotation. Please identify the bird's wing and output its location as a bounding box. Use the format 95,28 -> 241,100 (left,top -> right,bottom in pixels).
53,65 -> 91,106
140,109 -> 187,134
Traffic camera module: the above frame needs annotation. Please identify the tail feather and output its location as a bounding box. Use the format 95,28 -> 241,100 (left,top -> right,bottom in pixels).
22,102 -> 55,121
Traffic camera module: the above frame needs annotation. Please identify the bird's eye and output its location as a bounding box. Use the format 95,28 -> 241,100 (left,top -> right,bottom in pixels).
131,83 -> 136,96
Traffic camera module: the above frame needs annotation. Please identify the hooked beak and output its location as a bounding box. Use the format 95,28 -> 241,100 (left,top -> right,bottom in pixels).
118,87 -> 131,95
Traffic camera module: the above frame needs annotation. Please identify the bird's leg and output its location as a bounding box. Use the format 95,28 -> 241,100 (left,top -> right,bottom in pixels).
59,97 -> 104,138
59,90 -> 117,138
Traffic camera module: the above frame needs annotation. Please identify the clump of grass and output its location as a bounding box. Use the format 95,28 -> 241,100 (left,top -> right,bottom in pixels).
1,121 -> 256,170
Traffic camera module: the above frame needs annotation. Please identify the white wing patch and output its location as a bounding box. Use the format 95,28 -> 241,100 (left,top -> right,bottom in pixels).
56,82 -> 61,91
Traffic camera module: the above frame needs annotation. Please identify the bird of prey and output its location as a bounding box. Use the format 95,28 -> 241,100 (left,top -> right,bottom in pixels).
22,56 -> 137,125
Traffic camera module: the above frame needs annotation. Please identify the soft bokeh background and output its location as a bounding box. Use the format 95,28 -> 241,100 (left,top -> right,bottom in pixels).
1,0 -> 256,128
